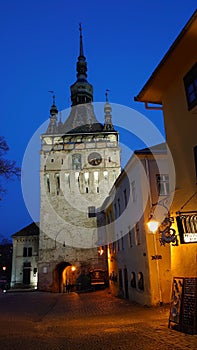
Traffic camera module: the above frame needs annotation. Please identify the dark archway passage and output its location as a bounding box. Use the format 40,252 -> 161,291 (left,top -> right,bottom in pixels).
53,262 -> 71,293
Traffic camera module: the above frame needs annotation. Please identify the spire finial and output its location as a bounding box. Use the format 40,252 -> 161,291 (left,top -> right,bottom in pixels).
79,22 -> 82,36
105,89 -> 110,102
48,90 -> 56,105
79,22 -> 84,57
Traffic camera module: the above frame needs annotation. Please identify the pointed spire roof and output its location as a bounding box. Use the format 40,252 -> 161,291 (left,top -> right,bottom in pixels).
70,24 -> 93,106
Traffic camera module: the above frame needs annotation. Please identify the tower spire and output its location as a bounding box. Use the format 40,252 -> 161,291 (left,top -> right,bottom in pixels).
70,25 -> 93,106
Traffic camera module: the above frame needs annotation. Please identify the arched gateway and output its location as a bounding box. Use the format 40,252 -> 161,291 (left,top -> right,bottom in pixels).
53,262 -> 77,293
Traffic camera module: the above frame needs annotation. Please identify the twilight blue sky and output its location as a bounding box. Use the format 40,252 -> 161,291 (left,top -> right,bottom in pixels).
0,0 -> 196,238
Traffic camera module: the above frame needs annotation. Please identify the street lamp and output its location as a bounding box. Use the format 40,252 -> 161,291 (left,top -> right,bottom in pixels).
147,200 -> 178,246
147,219 -> 159,234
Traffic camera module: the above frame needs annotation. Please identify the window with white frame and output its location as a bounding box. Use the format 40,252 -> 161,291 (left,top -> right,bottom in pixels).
156,174 -> 169,195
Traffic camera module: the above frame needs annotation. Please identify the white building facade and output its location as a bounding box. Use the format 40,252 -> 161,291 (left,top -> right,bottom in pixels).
11,223 -> 39,289
101,144 -> 174,306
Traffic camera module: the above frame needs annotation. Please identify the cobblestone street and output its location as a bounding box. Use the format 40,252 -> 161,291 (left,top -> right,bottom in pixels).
0,289 -> 196,350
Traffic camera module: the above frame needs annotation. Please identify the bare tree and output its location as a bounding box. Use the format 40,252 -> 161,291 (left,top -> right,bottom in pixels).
0,136 -> 20,200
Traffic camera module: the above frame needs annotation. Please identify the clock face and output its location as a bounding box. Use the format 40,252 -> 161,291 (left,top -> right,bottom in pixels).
88,152 -> 102,166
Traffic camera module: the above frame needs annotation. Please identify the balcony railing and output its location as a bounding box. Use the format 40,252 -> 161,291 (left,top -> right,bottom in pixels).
176,211 -> 197,244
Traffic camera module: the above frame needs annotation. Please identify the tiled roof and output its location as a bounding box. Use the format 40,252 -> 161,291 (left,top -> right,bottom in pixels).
12,222 -> 39,238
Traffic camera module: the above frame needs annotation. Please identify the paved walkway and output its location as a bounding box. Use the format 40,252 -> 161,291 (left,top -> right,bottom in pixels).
0,289 -> 196,349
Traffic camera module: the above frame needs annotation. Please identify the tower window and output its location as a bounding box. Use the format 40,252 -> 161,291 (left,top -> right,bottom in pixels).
46,174 -> 50,193
94,171 -> 99,182
55,173 -> 60,195
51,159 -> 54,163
65,173 -> 70,187
103,171 -> 108,180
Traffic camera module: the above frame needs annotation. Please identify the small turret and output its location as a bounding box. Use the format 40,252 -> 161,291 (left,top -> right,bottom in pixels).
46,93 -> 58,134
104,90 -> 114,131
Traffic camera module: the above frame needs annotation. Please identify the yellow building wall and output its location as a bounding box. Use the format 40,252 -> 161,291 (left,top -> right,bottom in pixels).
162,60 -> 197,278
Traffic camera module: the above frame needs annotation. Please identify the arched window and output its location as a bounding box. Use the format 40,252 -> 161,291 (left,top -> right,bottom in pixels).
137,272 -> 144,291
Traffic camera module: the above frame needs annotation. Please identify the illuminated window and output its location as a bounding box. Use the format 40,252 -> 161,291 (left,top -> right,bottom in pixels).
184,62 -> 197,111
94,171 -> 99,182
103,171 -> 108,180
84,172 -> 89,183
65,173 -> 70,187
156,174 -> 169,195
75,172 -> 79,181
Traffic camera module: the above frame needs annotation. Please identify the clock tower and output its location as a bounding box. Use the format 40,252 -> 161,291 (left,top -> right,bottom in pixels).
38,26 -> 121,292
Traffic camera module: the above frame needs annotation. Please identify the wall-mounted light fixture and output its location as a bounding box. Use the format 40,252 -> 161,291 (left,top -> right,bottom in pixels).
147,200 -> 178,246
98,246 -> 104,256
